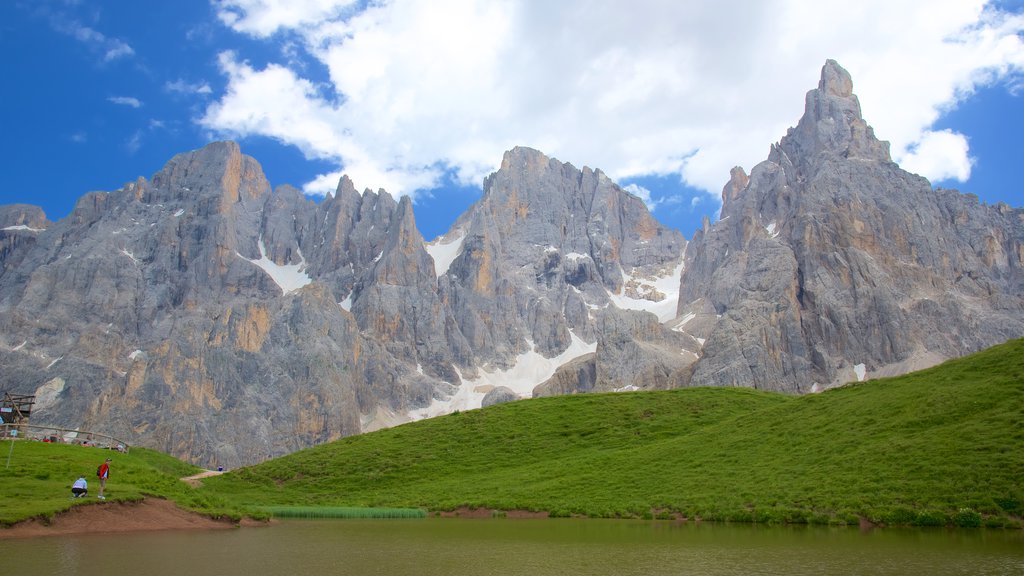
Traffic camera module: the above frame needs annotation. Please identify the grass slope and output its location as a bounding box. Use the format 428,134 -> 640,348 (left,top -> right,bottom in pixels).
0,443 -> 244,525
199,338 -> 1024,528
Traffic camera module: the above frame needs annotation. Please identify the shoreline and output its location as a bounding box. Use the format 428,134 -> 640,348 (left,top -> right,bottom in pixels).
0,498 -> 264,539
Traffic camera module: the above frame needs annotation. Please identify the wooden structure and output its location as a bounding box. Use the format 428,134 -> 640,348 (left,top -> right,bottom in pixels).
1,392 -> 34,426
0,392 -> 129,450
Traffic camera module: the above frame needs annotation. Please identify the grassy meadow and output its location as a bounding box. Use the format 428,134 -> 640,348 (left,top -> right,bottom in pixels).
2,337 -> 1021,528
0,443 -> 246,525
198,337 -> 1024,528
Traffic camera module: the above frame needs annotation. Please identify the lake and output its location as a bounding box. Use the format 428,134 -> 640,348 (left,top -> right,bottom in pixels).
7,518 -> 1023,575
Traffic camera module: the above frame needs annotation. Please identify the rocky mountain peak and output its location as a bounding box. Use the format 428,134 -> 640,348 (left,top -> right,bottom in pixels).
679,59 -> 1024,394
819,58 -> 853,97
0,205 -> 50,230
780,60 -> 891,168
148,141 -> 270,209
721,166 -> 749,207
498,145 -> 551,174
334,174 -> 358,197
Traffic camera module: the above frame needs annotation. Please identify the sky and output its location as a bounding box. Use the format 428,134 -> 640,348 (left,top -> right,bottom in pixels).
1,1 -> 1022,242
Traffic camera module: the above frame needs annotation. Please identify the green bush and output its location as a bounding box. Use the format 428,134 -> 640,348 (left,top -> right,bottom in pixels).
993,496 -> 1021,515
726,509 -> 753,523
983,516 -> 1007,529
880,507 -> 918,526
914,510 -> 948,527
952,508 -> 982,528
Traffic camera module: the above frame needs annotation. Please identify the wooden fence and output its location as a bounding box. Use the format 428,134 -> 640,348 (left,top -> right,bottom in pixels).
0,422 -> 129,453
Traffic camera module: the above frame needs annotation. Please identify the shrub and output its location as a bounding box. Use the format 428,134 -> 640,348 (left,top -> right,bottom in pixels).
880,507 -> 918,526
993,496 -> 1021,515
809,513 -> 831,526
952,508 -> 982,528
914,510 -> 948,527
983,516 -> 1007,529
727,509 -> 753,523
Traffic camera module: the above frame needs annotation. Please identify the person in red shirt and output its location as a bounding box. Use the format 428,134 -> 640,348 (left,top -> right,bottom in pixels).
97,458 -> 111,500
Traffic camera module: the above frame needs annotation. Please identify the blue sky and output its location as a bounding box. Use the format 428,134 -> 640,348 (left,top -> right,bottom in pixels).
2,1 -> 1022,241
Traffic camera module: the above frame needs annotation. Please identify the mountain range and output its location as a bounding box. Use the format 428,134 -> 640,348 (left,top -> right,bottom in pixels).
1,60 -> 1021,467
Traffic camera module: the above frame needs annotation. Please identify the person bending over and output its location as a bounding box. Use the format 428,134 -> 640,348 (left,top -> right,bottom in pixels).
71,476 -> 88,498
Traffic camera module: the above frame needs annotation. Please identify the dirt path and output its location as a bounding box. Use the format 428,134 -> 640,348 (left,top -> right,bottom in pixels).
180,469 -> 225,487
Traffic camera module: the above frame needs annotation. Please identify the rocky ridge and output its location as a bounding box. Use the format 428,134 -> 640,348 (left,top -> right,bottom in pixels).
0,143 -> 688,466
674,60 -> 1024,391
0,61 -> 1021,465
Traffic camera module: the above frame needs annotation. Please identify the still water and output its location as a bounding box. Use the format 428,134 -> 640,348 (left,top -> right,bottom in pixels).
7,518 -> 1023,576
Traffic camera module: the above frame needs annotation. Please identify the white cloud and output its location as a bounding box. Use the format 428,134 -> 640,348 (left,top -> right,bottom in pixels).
125,130 -> 143,155
48,15 -> 135,63
204,0 -> 1024,203
899,129 -> 974,182
622,184 -> 661,211
103,40 -> 135,62
108,96 -> 142,108
166,79 -> 213,95
215,0 -> 361,37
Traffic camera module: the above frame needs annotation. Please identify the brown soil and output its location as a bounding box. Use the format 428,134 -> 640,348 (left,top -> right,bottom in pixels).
0,498 -> 263,539
438,506 -> 550,519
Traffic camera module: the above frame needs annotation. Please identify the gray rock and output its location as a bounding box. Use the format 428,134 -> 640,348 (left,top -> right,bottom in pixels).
678,60 -> 1024,391
481,386 -> 519,407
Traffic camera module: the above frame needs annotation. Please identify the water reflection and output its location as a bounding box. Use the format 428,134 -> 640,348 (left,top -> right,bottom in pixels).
8,519 -> 1024,576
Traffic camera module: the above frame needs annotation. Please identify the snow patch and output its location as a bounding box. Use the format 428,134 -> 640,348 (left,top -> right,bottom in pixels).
46,356 -> 63,369
128,349 -> 144,361
565,252 -> 589,261
339,293 -> 353,312
425,230 -> 466,278
173,208 -> 185,217
854,363 -> 867,382
236,238 -> 313,295
676,312 -> 697,326
2,225 -> 43,232
12,341 -> 27,351
608,258 -> 686,322
120,249 -> 139,264
408,331 -> 597,420
765,221 -> 780,238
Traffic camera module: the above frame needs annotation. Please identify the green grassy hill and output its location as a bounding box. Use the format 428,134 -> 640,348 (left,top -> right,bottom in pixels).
198,337 -> 1024,527
0,443 -> 243,525
3,338 -> 1021,528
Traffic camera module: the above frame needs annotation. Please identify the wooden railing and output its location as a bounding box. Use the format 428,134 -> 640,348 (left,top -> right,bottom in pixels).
0,423 -> 130,453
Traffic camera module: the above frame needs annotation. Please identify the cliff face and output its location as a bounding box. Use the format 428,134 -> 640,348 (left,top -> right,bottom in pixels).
0,142 -> 688,466
1,61 -> 1021,465
0,142 -> 437,466
676,60 -> 1024,391
436,146 -> 690,399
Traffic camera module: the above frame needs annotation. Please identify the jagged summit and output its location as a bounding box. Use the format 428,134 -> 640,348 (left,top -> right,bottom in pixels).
678,59 -> 1024,393
0,61 -> 1020,468
776,59 -> 891,171
819,58 -> 854,97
